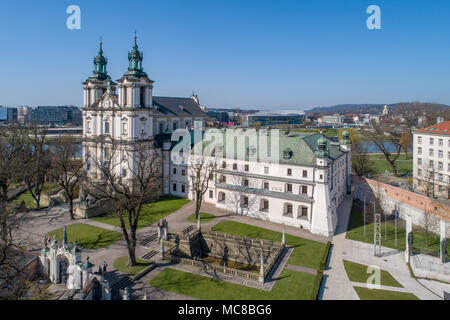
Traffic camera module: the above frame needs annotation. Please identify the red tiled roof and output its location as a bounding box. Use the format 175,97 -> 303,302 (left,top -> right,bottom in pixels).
415,120 -> 450,135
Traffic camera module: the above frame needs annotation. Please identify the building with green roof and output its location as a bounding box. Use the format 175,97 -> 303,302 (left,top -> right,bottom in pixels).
166,127 -> 352,237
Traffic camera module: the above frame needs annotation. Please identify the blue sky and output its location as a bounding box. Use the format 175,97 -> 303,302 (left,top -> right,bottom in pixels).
1,0 -> 450,110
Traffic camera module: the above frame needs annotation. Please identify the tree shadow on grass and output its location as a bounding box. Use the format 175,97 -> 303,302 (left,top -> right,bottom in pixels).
77,233 -> 121,249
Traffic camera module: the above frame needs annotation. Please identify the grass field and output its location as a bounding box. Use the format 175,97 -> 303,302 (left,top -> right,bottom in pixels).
149,267 -> 317,300
12,183 -> 60,209
367,154 -> 412,174
46,223 -> 122,249
343,260 -> 403,287
113,256 -> 153,275
187,212 -> 216,224
211,221 -> 327,270
92,196 -> 190,229
353,286 -> 419,300
346,206 -> 448,256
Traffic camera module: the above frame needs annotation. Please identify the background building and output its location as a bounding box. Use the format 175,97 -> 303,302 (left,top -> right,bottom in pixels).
413,120 -> 450,199
322,114 -> 344,125
206,110 -> 230,124
31,106 -> 82,125
248,111 -> 306,127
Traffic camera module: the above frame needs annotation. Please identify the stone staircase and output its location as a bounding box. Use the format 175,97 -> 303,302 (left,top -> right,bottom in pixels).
140,250 -> 158,261
139,233 -> 158,247
182,225 -> 194,236
110,275 -> 133,299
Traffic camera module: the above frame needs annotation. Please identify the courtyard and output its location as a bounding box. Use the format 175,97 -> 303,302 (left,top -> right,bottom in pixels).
9,191 -> 450,301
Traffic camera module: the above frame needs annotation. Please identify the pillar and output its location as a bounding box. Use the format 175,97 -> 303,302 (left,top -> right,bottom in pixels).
160,239 -> 165,260
405,215 -> 412,263
258,251 -> 264,283
440,220 -> 447,263
282,225 -> 286,246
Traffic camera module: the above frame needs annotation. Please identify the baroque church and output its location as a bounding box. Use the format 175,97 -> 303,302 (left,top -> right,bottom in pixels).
80,37 -> 207,195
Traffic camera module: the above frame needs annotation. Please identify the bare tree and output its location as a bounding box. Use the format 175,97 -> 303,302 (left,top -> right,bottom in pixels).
21,124 -> 52,209
422,212 -> 438,247
86,141 -> 161,266
225,175 -> 259,216
367,124 -> 403,177
0,124 -> 31,293
399,129 -> 412,160
49,136 -> 85,220
188,153 -> 217,220
351,140 -> 375,177
416,162 -> 437,198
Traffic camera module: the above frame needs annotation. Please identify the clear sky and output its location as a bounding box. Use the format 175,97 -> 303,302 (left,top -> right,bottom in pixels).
1,0 -> 450,110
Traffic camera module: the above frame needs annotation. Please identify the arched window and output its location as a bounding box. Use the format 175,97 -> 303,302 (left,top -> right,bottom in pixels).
104,121 -> 110,134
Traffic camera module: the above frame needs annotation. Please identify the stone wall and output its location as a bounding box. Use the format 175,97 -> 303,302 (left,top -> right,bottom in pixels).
172,229 -> 284,278
74,199 -> 113,218
353,176 -> 450,234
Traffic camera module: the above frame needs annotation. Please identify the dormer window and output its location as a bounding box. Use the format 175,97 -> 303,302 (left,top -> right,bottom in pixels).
247,146 -> 256,155
283,148 -> 293,159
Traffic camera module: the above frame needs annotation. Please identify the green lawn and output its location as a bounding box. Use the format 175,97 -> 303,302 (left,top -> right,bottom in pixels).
12,183 -> 60,209
343,260 -> 403,287
113,256 -> 153,275
353,286 -> 419,300
367,155 -> 412,174
46,223 -> 122,249
346,207 -> 448,256
187,212 -> 216,224
149,267 -> 317,300
92,196 -> 190,229
212,221 -> 327,270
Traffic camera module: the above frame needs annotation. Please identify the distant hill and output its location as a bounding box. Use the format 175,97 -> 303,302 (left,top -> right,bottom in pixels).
306,102 -> 450,114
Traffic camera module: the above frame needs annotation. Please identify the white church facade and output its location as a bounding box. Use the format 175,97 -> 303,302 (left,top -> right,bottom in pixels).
81,38 -> 351,237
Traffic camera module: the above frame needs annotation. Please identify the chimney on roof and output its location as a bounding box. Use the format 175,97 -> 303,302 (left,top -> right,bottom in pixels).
437,116 -> 444,124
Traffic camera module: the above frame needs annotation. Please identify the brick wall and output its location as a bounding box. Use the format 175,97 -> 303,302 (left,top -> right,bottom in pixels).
353,176 -> 450,221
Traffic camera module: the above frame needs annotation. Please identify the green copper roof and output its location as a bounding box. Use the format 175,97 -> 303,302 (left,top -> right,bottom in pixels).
89,40 -> 109,81
124,35 -> 148,78
176,129 -> 345,166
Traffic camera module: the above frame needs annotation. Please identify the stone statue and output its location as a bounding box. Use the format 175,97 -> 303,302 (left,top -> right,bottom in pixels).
441,239 -> 447,263
407,232 -> 414,256
52,234 -> 58,246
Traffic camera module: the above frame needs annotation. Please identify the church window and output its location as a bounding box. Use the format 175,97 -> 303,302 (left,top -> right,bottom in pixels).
140,87 -> 145,107
104,122 -> 109,134
122,122 -> 128,135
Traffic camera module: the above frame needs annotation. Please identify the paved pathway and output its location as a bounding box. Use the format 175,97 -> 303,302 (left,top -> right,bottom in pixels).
319,194 -> 447,300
